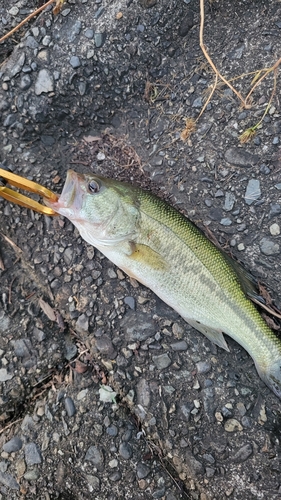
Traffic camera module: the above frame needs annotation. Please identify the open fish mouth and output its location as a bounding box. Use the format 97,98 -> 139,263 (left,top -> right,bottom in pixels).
44,170 -> 85,219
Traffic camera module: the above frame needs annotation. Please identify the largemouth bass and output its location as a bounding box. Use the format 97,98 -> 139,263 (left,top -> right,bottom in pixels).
46,170 -> 281,399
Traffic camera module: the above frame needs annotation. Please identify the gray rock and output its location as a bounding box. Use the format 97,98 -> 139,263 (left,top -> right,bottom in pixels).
64,335 -> 78,360
224,191 -> 236,211
25,36 -> 39,49
192,97 -> 203,108
120,311 -> 156,341
153,488 -> 166,499
94,32 -> 107,48
224,148 -> 259,167
137,462 -> 150,479
20,74 -> 32,90
85,29 -> 94,39
68,20 -> 82,42
35,69 -> 54,95
69,56 -> 81,68
3,114 -> 17,127
0,368 -> 13,382
76,314 -> 89,333
25,443 -> 42,465
64,397 -> 76,417
228,44 -> 245,59
119,442 -> 133,460
3,437 -> 22,453
244,179 -> 261,205
220,217 -> 232,226
269,203 -> 281,218
95,336 -> 116,358
42,35 -> 51,46
109,470 -> 122,481
106,425 -> 118,437
13,338 -> 32,357
260,163 -> 270,175
136,378 -> 151,408
185,450 -> 204,476
86,475 -> 100,490
94,6 -> 105,19
178,9 -> 194,37
232,443 -> 253,463
0,312 -> 10,332
124,296 -> 136,310
63,246 -> 74,265
170,340 -> 188,351
196,361 -> 211,374
180,402 -> 193,421
260,238 -> 280,256
152,353 -> 172,370
85,446 -> 104,471
0,472 -> 19,490
10,52 -> 25,77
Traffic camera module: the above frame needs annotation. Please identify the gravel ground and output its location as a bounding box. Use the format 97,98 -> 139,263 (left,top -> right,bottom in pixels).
0,0 -> 281,499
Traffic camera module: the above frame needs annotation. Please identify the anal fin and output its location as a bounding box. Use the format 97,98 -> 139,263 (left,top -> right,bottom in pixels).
185,318 -> 229,352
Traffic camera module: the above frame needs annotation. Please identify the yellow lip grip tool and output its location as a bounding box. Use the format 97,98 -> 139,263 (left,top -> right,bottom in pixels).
0,168 -> 58,216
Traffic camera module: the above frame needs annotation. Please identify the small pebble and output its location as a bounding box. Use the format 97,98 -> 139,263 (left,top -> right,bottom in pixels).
124,296 -> 135,310
244,179 -> 261,205
196,361 -> 211,374
85,446 -> 104,471
64,397 -> 76,417
220,218 -> 232,226
269,223 -> 280,236
95,32 -> 107,48
224,418 -> 243,432
85,28 -> 94,39
69,56 -> 81,68
260,238 -> 280,256
137,462 -> 150,479
237,243 -> 245,251
119,442 -> 133,460
152,353 -> 172,370
224,192 -> 235,211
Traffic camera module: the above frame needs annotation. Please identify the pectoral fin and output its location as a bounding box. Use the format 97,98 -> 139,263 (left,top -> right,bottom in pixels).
185,318 -> 230,352
129,243 -> 168,271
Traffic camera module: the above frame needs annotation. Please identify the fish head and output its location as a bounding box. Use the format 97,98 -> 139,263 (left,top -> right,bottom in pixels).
257,360 -> 281,400
45,170 -> 140,248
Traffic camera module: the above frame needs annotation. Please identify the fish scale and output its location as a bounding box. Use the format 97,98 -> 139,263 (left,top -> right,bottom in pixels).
46,170 -> 281,399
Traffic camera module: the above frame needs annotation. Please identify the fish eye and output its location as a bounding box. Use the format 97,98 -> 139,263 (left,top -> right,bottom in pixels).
88,180 -> 100,194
